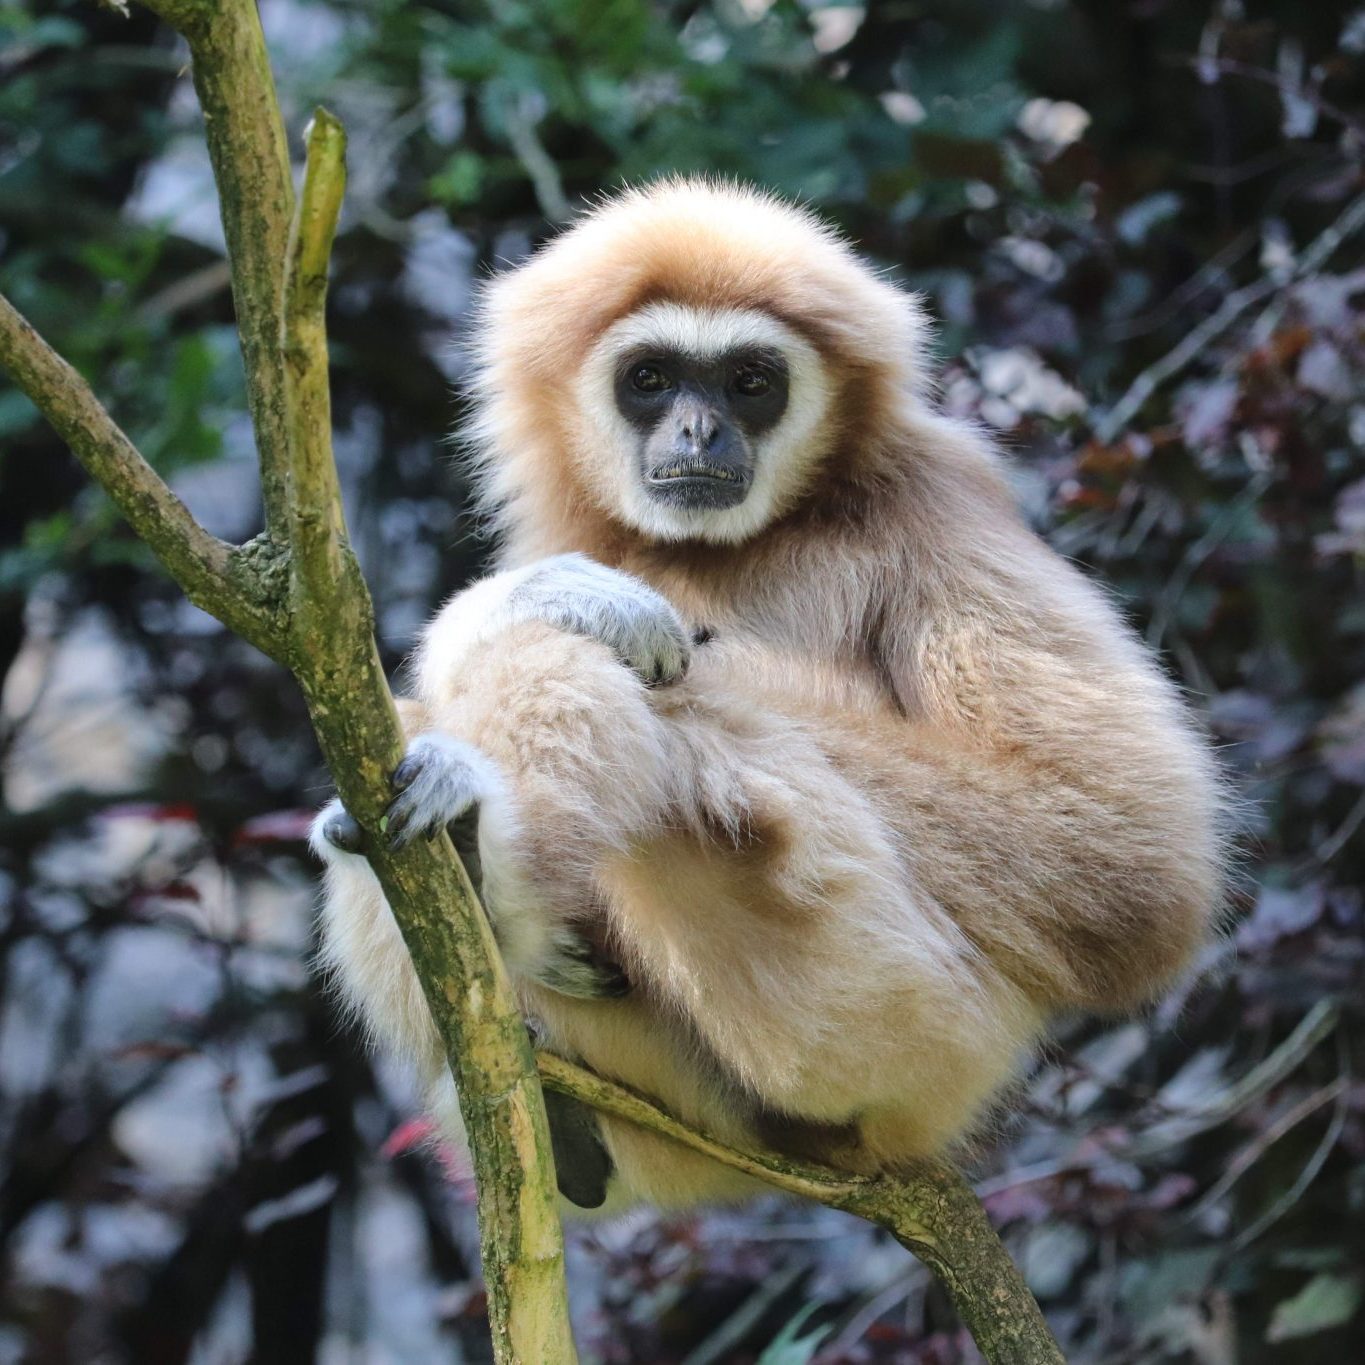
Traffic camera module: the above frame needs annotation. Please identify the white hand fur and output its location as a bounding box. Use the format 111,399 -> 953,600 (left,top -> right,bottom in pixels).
415,552 -> 690,691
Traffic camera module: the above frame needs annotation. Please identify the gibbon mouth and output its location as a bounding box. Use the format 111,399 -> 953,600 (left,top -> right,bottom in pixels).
646,462 -> 752,509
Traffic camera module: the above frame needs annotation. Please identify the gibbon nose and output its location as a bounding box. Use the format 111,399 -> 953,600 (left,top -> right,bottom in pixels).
672,407 -> 748,474
645,399 -> 752,507
677,403 -> 721,453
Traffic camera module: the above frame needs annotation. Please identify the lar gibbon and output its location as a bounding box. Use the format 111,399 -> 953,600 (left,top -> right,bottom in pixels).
312,179 -> 1224,1212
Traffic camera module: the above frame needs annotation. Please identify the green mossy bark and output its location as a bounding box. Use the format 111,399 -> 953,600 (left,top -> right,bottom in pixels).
274,100 -> 577,1365
146,0 -> 297,542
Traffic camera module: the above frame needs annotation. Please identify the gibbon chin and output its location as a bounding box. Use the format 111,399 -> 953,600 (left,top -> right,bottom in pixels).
311,179 -> 1226,1213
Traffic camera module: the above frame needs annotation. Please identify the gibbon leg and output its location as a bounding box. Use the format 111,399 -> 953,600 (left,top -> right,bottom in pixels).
317,554 -> 1042,1182
313,620 -> 1039,1196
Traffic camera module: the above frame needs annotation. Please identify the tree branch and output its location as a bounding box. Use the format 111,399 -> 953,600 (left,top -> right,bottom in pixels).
538,1056 -> 1065,1365
270,103 -> 577,1364
1096,189 -> 1365,442
0,291 -> 283,657
144,0 -> 296,541
281,110 -> 349,601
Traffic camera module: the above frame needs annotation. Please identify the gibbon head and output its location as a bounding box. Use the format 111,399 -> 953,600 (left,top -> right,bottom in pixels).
466,179 -> 930,547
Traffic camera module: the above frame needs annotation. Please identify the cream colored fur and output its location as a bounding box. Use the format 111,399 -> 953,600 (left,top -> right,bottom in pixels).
312,179 -> 1225,1212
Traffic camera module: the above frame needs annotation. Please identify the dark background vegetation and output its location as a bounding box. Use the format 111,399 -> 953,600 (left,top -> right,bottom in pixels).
2,0 -> 1364,1360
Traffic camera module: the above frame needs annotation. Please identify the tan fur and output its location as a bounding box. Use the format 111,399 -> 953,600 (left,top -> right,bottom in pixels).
316,180 -> 1224,1210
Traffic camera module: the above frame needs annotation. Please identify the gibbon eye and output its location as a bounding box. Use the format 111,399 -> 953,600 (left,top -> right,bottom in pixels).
631,364 -> 671,393
733,366 -> 771,398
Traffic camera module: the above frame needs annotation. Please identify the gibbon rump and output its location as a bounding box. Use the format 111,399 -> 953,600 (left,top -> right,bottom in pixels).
312,179 -> 1224,1211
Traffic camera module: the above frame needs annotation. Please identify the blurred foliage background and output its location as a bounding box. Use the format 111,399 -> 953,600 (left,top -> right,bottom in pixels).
2,0 -> 1365,1361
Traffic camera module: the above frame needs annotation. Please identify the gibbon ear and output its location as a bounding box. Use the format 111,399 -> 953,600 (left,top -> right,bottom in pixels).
543,1087 -> 614,1208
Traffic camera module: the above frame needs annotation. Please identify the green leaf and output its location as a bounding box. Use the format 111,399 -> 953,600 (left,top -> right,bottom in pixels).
1267,1274 -> 1362,1342
429,150 -> 485,206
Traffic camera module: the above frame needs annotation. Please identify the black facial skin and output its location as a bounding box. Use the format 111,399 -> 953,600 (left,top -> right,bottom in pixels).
614,346 -> 790,511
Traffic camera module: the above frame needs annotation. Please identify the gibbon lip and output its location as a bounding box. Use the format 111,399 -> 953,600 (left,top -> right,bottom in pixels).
646,462 -> 749,487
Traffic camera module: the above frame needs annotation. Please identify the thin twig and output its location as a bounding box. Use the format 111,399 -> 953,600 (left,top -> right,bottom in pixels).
1232,1080 -> 1350,1251
1104,228 -> 1256,343
679,1261 -> 807,1365
138,260 -> 234,321
1097,190 -> 1365,442
1123,1000 -> 1339,1160
1096,275 -> 1278,443
536,1055 -> 866,1201
143,0 -> 297,541
282,110 -> 350,598
823,1271 -> 927,1357
1147,472 -> 1272,650
501,90 -> 572,223
1308,785 -> 1365,870
978,1000 -> 1341,1198
1181,1077 -> 1348,1226
1175,55 -> 1365,143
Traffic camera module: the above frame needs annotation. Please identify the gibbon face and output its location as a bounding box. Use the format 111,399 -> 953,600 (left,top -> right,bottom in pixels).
578,302 -> 834,542
467,179 -> 931,549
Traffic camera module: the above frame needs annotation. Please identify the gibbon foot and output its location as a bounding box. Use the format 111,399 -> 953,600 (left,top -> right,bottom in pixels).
321,733 -> 631,1001
543,1086 -> 614,1208
318,802 -> 364,854
522,1021 -> 615,1208
508,554 -> 691,687
539,935 -> 630,1000
385,732 -> 493,850
316,747 -> 485,880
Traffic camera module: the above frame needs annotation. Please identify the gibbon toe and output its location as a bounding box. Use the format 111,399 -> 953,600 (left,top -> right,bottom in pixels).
537,931 -> 632,1000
